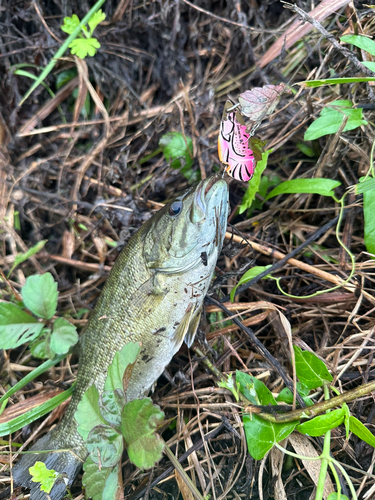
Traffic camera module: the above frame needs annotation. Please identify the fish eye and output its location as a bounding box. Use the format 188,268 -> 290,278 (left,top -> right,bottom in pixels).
169,200 -> 183,216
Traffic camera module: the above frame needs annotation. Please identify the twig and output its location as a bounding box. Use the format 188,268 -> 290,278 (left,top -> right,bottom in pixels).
204,296 -> 306,407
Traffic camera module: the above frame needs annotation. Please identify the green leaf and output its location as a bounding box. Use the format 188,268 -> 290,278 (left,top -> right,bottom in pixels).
349,416 -> 375,447
22,273 -> 58,320
86,425 -> 124,467
304,105 -> 367,141
340,35 -> 375,56
363,185 -> 375,256
0,384 -> 74,435
236,371 -> 276,406
8,240 -> 47,276
104,342 -> 141,392
243,413 -> 298,460
217,374 -> 240,402
121,398 -> 165,469
159,132 -> 194,172
55,69 -> 78,90
69,38 -> 101,59
29,462 -> 59,493
362,61 -> 375,72
50,318 -> 78,355
60,14 -> 81,35
82,457 -> 122,500
296,142 -> 315,157
99,389 -> 126,428
266,178 -> 341,200
0,302 -> 44,349
75,384 -> 106,441
230,266 -> 272,302
30,338 -> 50,359
276,384 -> 314,406
88,9 -> 106,35
354,177 -> 375,194
297,77 -> 375,87
327,494 -> 349,500
294,346 -> 333,390
297,408 -> 345,436
238,149 -> 271,214
343,403 -> 350,440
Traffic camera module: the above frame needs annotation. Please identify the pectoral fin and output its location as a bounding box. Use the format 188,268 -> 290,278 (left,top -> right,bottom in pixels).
172,305 -> 202,349
184,305 -> 202,348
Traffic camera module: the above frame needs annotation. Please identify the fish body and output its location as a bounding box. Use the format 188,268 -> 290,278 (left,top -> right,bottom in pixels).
13,175 -> 229,500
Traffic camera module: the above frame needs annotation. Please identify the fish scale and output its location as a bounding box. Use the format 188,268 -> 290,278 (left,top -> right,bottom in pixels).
13,175 -> 229,500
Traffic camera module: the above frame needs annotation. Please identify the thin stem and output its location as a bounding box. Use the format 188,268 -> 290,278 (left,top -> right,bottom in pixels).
315,384 -> 331,500
334,460 -> 358,500
275,442 -> 321,461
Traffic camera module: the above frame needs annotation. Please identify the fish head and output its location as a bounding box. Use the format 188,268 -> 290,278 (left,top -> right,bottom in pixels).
143,175 -> 229,273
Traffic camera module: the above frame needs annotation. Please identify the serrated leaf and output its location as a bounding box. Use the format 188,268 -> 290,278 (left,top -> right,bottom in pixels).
22,273 -> 58,320
29,462 -> 59,493
304,106 -> 367,141
99,389 -> 126,428
243,413 -> 298,460
238,149 -> 271,214
82,457 -> 122,500
363,185 -> 375,256
75,384 -> 107,440
69,38 -> 101,59
86,425 -> 124,467
0,302 -> 44,349
50,317 -> 78,355
104,342 -> 141,392
340,34 -> 375,57
121,398 -> 164,469
60,14 -> 81,35
349,416 -> 375,448
159,132 -> 194,172
294,346 -> 332,390
266,178 -> 341,200
230,266 -> 272,302
88,10 -> 106,35
238,84 -> 288,121
8,240 -> 47,276
297,408 -> 345,436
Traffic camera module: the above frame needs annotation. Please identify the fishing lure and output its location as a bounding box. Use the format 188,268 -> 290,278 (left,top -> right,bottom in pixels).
218,100 -> 255,182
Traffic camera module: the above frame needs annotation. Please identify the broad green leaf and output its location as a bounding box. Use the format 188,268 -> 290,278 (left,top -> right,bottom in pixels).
296,77 -> 375,87
320,100 -> 352,110
349,416 -> 375,448
69,38 -> 101,59
236,371 -> 276,406
276,384 -> 314,406
29,462 -> 59,493
230,266 -> 272,302
86,425 -> 124,467
243,413 -> 298,460
238,149 -> 271,214
121,398 -> 164,469
50,318 -> 78,355
304,106 -> 367,141
104,342 -> 141,392
55,68 -> 77,90
0,384 -> 74,435
22,273 -> 58,320
354,177 -> 375,194
296,142 -> 315,157
294,346 -> 333,390
75,384 -> 106,441
297,408 -> 345,436
362,61 -> 375,72
266,179 -> 341,200
99,389 -> 126,428
30,338 -> 50,359
8,240 -> 47,276
364,186 -> 375,256
327,494 -> 349,500
82,457 -> 122,500
60,14 -> 81,35
0,302 -> 44,349
340,35 -> 375,56
159,132 -> 194,172
88,9 -> 106,34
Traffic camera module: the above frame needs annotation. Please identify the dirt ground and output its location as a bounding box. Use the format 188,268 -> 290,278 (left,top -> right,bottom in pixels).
1,0 -> 375,499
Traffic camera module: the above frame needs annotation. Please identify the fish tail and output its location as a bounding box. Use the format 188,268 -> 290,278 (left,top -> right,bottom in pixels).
12,430 -> 84,500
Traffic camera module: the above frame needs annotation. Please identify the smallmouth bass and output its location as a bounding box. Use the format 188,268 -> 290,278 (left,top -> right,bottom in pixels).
13,175 -> 229,500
